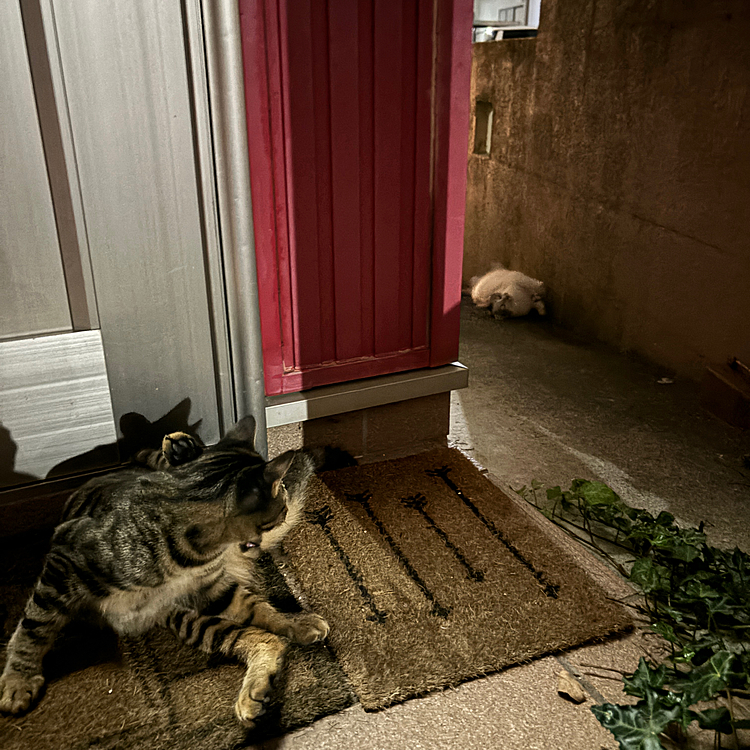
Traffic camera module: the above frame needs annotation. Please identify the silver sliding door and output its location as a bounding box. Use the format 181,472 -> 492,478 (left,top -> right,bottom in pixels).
0,0 -> 71,340
1,0 -> 230,491
49,0 -> 222,445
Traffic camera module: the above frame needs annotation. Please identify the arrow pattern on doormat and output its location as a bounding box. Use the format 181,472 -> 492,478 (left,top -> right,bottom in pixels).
401,493 -> 485,582
309,506 -> 388,623
426,466 -> 560,599
345,492 -> 451,619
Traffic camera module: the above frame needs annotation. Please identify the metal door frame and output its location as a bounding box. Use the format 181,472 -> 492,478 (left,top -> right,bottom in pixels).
197,0 -> 268,456
1,0 -> 268,509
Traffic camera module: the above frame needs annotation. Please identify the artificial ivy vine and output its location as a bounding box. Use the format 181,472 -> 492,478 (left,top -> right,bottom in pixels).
514,479 -> 750,750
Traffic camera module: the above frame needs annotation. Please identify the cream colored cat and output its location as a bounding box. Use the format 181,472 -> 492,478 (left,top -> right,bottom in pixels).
470,264 -> 547,319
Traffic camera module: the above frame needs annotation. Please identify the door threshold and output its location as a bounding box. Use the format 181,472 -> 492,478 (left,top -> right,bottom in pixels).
265,362 -> 468,428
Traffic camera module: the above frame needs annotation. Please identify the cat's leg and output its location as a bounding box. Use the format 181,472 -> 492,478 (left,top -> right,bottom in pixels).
164,583 -> 328,726
133,431 -> 204,469
161,432 -> 204,466
215,575 -> 329,645
197,579 -> 329,647
232,628 -> 286,726
531,293 -> 546,316
247,600 -> 329,645
164,609 -> 286,727
0,556 -> 77,714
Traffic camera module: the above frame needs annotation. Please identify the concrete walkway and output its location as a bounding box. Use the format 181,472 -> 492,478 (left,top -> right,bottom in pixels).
261,299 -> 750,750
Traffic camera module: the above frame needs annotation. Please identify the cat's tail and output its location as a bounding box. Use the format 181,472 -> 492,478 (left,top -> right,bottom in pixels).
308,446 -> 358,472
281,446 -> 357,504
270,446 -> 357,549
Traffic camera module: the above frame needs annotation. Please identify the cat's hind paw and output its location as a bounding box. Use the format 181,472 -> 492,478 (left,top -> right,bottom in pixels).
162,432 -> 203,466
235,662 -> 279,727
234,689 -> 267,728
0,672 -> 45,714
531,294 -> 547,316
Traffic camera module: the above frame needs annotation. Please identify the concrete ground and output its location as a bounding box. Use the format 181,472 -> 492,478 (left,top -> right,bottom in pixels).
260,299 -> 750,750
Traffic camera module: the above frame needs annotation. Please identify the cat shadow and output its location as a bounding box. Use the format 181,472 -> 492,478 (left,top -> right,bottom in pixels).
45,397 -> 202,480
0,423 -> 40,490
44,621 -> 121,680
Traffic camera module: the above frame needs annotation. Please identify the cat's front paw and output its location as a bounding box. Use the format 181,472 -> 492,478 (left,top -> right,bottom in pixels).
162,432 -> 203,466
0,672 -> 45,714
287,613 -> 330,645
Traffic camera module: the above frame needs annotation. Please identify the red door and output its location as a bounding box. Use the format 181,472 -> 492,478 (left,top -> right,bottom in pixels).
240,0 -> 472,396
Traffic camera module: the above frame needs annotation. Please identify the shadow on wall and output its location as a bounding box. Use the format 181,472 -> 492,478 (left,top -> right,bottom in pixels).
45,397 -> 202,481
0,398 -> 202,491
0,424 -> 38,489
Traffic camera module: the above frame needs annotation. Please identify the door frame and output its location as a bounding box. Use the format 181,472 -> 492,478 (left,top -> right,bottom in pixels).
239,0 -> 473,396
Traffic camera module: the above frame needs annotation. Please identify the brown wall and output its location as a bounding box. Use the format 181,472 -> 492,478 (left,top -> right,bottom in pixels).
463,0 -> 750,379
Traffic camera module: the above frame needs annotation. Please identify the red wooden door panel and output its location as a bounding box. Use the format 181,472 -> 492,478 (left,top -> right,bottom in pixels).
240,0 -> 472,396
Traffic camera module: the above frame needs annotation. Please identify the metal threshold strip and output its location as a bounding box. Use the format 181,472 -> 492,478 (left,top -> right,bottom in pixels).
265,362 -> 468,428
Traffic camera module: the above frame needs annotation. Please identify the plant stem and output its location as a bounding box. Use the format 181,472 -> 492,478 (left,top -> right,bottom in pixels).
580,671 -> 623,682
725,688 -> 740,750
575,663 -> 631,674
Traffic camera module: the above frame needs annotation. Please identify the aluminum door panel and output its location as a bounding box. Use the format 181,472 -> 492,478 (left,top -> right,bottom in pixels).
0,330 -> 117,488
0,0 -> 71,340
50,0 -> 220,443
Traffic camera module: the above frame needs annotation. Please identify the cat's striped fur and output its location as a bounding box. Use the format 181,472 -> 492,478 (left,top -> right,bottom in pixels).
0,416 -> 333,727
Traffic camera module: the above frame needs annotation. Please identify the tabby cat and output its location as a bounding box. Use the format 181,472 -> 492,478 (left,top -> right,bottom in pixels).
0,416 -> 331,727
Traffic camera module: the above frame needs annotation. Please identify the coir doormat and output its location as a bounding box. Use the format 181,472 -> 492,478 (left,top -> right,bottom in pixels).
0,549 -> 354,750
281,447 -> 633,710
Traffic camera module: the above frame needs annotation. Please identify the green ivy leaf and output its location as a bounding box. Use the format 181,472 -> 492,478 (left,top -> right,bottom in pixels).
675,651 -> 735,704
673,635 -> 721,664
591,702 -> 679,750
663,696 -> 698,732
622,658 -> 667,698
649,529 -> 677,549
650,621 -> 678,643
629,558 -> 671,593
669,542 -> 702,562
546,486 -> 562,501
578,480 -> 620,506
654,602 -> 685,623
655,511 -> 675,527
694,707 -> 733,734
704,595 -> 739,617
729,547 -> 750,579
519,477 -> 750,750
684,580 -> 721,599
678,527 -> 707,545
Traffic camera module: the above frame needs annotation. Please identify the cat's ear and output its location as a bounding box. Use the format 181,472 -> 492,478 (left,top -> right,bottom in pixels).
219,415 -> 257,449
264,450 -> 295,496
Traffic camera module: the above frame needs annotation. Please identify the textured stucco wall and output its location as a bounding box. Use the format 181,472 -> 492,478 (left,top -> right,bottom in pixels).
463,0 -> 750,379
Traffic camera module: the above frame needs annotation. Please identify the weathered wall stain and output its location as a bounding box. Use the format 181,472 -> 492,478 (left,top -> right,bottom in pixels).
463,0 -> 750,379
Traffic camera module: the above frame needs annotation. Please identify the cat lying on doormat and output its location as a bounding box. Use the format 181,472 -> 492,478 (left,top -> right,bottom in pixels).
0,417 -> 348,728
469,264 -> 547,320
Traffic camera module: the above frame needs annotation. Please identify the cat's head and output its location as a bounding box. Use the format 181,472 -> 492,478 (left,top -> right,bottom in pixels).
178,416 -> 305,554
